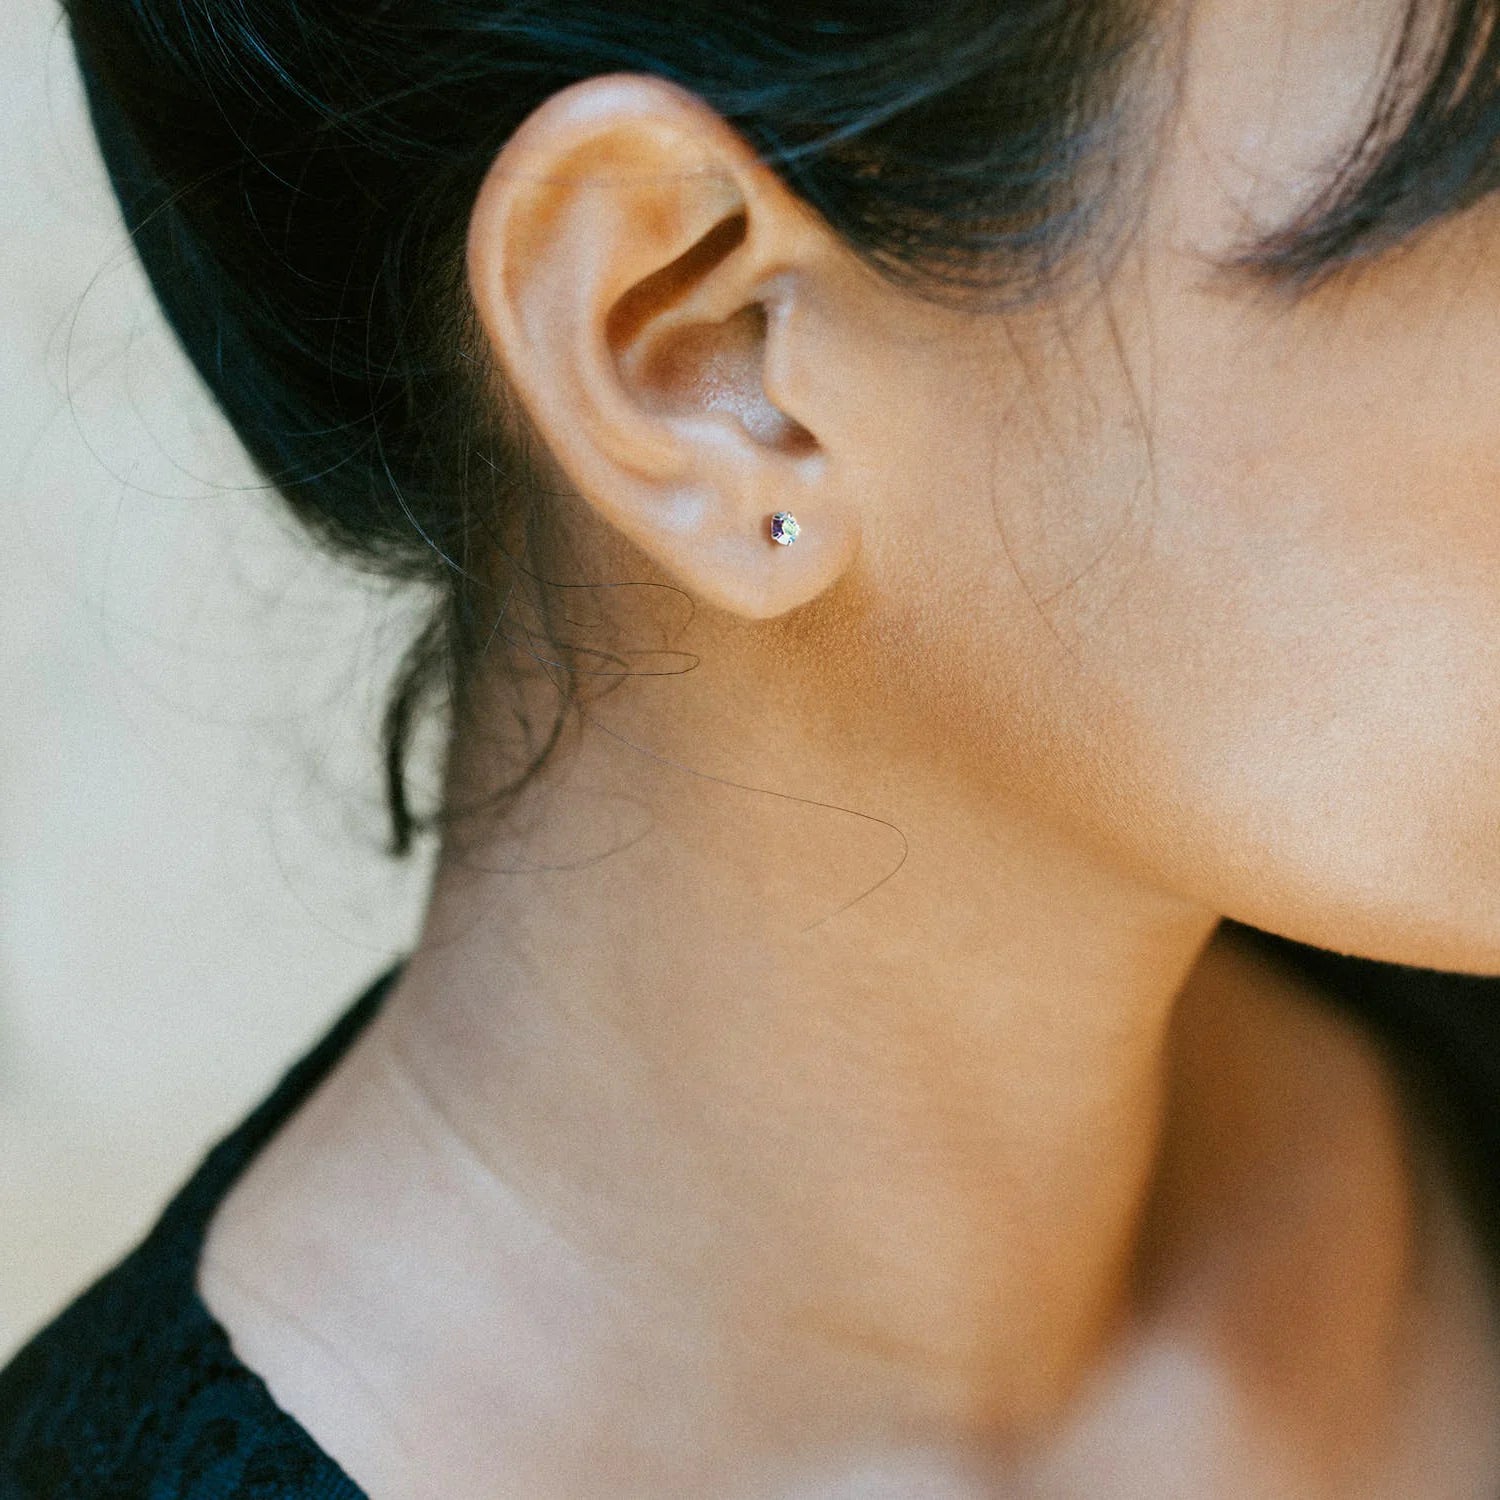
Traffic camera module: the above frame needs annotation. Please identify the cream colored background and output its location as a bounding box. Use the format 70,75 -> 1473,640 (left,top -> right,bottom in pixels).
1,0 -> 438,1359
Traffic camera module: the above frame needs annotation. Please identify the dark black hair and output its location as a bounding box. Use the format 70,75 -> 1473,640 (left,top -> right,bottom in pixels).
60,0 -> 1500,857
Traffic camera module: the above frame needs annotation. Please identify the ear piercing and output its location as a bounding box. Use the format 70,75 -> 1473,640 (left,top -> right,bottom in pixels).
769,511 -> 800,545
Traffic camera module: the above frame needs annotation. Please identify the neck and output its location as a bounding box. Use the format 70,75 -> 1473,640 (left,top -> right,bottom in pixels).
373,653 -> 1222,1457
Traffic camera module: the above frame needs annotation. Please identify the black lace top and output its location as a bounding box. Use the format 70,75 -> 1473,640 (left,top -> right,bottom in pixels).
0,931 -> 1497,1499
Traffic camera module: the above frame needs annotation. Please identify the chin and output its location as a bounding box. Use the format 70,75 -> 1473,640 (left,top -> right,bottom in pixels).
1237,874 -> 1500,981
1204,766 -> 1500,978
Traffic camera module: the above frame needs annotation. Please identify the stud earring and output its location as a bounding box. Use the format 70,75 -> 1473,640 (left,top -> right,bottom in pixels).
769,511 -> 800,546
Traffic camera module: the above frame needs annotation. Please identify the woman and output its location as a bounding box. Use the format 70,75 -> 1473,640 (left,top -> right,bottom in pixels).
3,0 -> 1500,1494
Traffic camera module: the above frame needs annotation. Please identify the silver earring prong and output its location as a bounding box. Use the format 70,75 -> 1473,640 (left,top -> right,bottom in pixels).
769,511 -> 800,545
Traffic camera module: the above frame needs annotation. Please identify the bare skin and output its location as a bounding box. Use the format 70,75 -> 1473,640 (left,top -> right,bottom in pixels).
199,0 -> 1500,1493
199,824 -> 1500,1498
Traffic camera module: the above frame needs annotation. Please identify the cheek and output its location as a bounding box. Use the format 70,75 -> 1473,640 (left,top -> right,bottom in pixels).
1082,360 -> 1500,973
842,275 -> 1500,976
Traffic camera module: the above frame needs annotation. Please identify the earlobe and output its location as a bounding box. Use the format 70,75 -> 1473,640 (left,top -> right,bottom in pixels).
463,72 -> 858,620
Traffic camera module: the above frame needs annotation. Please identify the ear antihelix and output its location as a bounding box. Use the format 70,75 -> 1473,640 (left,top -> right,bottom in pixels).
605,208 -> 751,354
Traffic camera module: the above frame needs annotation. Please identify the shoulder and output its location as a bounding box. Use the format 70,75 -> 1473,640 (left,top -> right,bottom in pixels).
0,1242 -> 361,1499
0,969 -> 400,1499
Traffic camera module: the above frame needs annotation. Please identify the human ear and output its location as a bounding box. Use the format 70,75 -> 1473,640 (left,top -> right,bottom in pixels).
464,72 -> 860,620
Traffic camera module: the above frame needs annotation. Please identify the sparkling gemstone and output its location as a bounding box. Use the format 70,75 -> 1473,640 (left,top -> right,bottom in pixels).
770,511 -> 800,545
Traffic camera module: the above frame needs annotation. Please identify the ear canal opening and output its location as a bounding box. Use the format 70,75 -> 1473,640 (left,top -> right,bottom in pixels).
625,298 -> 818,457
609,209 -> 817,460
